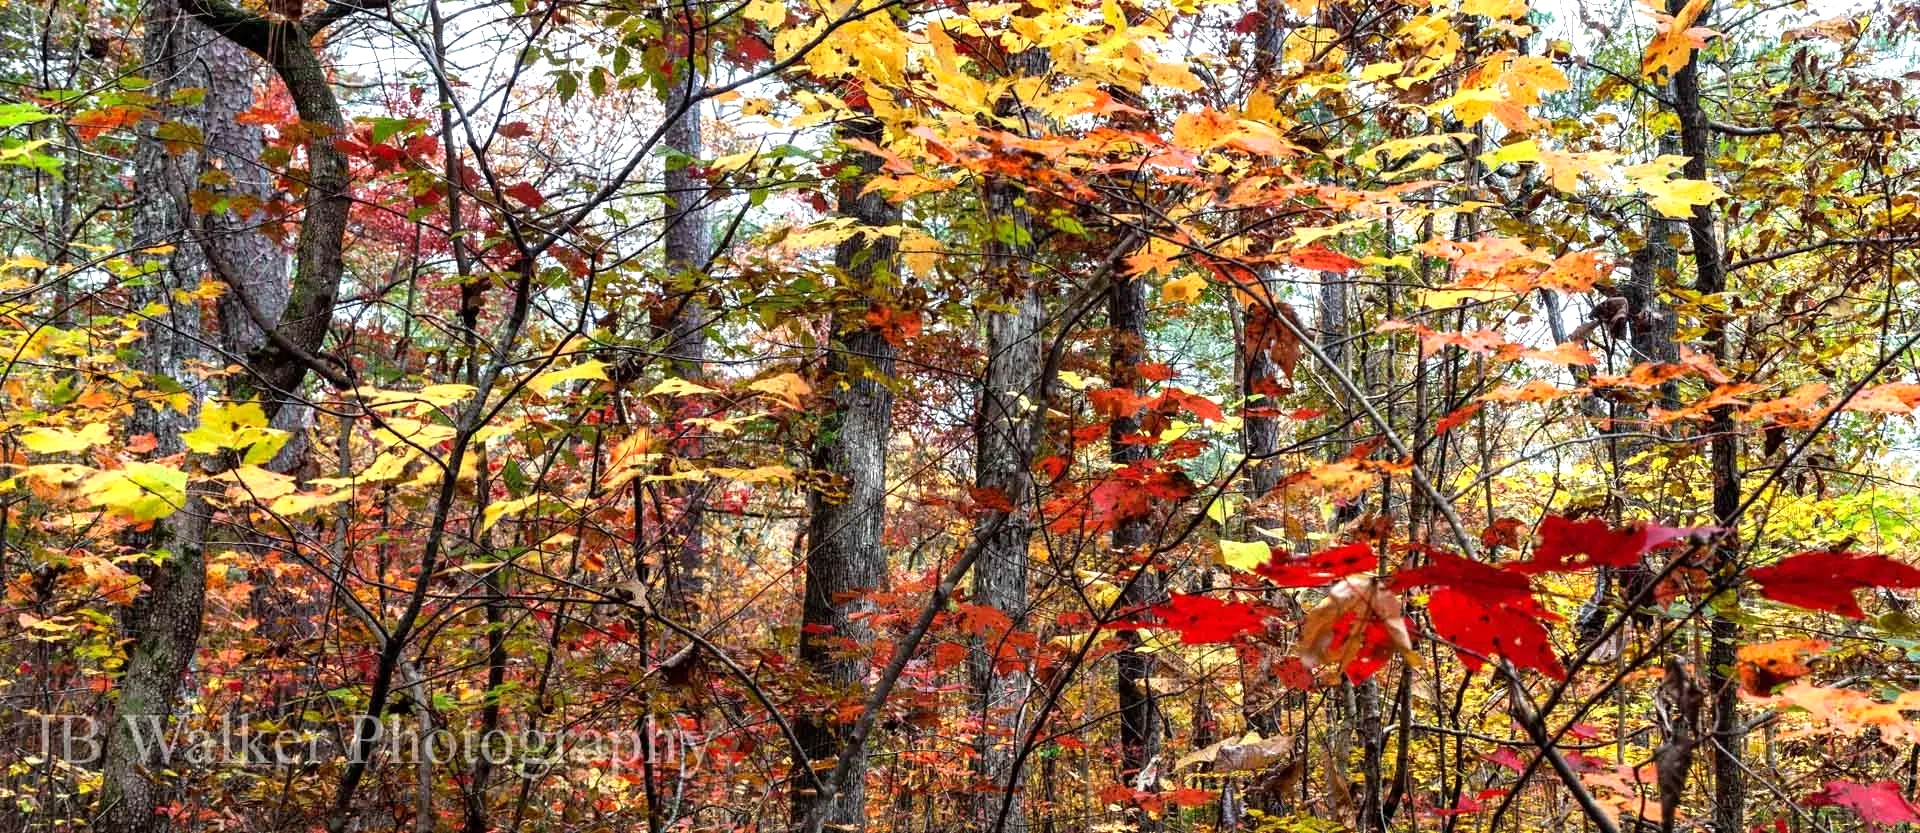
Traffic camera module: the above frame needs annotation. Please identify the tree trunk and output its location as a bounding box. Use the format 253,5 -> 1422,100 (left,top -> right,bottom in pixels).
1110,272 -> 1163,822
660,22 -> 710,615
1667,3 -> 1744,830
968,46 -> 1048,833
106,1 -> 361,830
98,5 -> 282,831
793,114 -> 901,833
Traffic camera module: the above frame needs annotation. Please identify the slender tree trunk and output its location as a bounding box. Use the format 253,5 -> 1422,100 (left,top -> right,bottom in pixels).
1110,272 -> 1163,823
660,8 -> 710,614
1667,3 -> 1744,830
793,114 -> 901,833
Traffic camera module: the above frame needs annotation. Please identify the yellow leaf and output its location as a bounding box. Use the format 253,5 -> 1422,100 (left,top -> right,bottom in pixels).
647,378 -> 719,398
1478,138 -> 1542,167
20,423 -> 111,455
743,0 -> 785,27
85,462 -> 187,521
529,359 -> 608,392
748,372 -> 812,409
1,255 -> 49,271
269,488 -> 352,517
1462,0 -> 1528,18
1161,272 -> 1205,303
1220,539 -> 1272,572
183,401 -> 288,463
1642,176 -> 1725,218
483,494 -> 551,531
218,465 -> 299,502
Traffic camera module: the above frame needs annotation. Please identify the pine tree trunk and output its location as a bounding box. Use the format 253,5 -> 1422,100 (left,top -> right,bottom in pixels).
660,31 -> 710,615
98,6 -> 281,830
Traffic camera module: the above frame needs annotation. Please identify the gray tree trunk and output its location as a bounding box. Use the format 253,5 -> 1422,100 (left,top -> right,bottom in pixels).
660,50 -> 710,615
102,0 -> 357,828
794,115 -> 900,833
967,46 -> 1048,833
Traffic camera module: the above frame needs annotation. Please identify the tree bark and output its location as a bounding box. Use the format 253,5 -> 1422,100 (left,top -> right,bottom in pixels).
98,4 -> 287,831
660,15 -> 710,615
968,46 -> 1049,833
101,1 -> 363,830
1110,272 -> 1163,821
794,114 -> 901,833
1667,3 -> 1744,831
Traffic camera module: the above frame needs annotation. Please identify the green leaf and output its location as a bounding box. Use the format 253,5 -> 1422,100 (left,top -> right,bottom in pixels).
0,103 -> 53,129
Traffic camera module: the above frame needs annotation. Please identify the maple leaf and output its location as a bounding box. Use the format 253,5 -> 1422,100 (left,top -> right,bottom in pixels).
1736,638 -> 1826,695
1509,515 -> 1695,574
1257,542 -> 1376,587
1641,0 -> 1718,79
1434,402 -> 1482,436
70,106 -> 146,142
1134,593 -> 1273,644
1161,272 -> 1204,303
505,181 -> 545,208
1748,551 -> 1920,618
1483,380 -> 1572,403
1806,781 -> 1920,827
1427,587 -> 1564,677
1394,550 -> 1562,677
1297,576 -> 1418,684
1287,245 -> 1361,273
1845,382 -> 1920,414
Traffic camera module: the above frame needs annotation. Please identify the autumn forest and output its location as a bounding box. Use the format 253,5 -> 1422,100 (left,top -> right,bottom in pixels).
2,0 -> 1919,830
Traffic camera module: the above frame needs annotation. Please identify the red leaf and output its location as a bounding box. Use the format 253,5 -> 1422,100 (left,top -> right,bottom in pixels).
71,106 -> 145,142
1088,387 -> 1152,420
1427,587 -> 1565,678
498,121 -> 532,139
1510,516 -> 1695,574
1393,550 -> 1533,603
1038,455 -> 1069,482
1259,542 -> 1376,587
1806,780 -> 1920,826
1484,746 -> 1526,771
1158,388 -> 1225,423
1129,593 -> 1273,644
1749,551 -> 1920,618
1287,244 -> 1362,273
505,181 -> 545,208
1395,551 -> 1563,678
1434,402 -> 1482,436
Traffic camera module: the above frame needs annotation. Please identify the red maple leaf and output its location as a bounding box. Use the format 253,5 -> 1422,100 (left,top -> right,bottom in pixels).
1806,780 -> 1920,827
1132,593 -> 1273,644
1394,551 -> 1563,677
1426,587 -> 1565,678
1749,551 -> 1920,618
1393,549 -> 1533,602
505,181 -> 545,209
1259,542 -> 1377,587
1509,515 -> 1695,574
